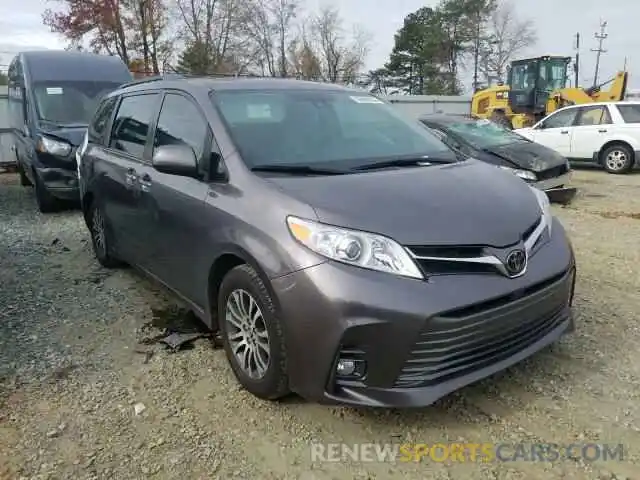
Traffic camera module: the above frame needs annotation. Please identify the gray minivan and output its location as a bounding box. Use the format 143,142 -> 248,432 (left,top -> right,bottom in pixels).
8,50 -> 132,212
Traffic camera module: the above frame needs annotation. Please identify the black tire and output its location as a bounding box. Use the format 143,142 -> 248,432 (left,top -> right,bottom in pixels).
218,264 -> 289,400
88,201 -> 122,268
490,111 -> 512,130
34,174 -> 59,213
601,143 -> 633,174
17,162 -> 32,187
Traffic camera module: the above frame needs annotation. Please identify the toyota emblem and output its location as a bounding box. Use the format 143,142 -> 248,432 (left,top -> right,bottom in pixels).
505,249 -> 527,276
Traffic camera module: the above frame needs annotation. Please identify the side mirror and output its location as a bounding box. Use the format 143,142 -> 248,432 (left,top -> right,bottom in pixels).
152,144 -> 198,177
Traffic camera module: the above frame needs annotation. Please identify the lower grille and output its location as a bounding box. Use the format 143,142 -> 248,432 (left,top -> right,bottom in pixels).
394,272 -> 572,388
395,308 -> 567,388
537,163 -> 569,181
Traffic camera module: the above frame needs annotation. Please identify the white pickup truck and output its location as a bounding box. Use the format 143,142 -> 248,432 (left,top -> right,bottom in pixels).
515,101 -> 640,174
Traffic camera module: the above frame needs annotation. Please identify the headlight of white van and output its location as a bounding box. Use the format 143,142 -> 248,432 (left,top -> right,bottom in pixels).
37,135 -> 72,157
499,166 -> 537,182
286,216 -> 424,279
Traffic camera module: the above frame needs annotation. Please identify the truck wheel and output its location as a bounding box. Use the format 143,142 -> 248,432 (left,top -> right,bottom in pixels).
490,111 -> 512,130
601,143 -> 633,174
34,174 -> 59,213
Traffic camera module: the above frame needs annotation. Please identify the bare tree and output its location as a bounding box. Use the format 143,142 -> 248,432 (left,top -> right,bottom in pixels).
309,7 -> 369,83
479,0 -> 537,83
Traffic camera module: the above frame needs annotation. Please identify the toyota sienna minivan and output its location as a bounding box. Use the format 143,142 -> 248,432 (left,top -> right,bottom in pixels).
78,76 -> 577,407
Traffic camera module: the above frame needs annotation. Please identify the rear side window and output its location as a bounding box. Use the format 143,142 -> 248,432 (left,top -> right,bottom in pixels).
89,96 -> 117,144
153,94 -> 208,160
109,93 -> 159,157
617,105 -> 640,123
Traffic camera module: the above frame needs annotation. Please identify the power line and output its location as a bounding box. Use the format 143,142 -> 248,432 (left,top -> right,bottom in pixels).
591,20 -> 608,87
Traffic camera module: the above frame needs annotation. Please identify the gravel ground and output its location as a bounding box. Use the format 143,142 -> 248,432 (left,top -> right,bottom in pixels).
1,168 -> 639,480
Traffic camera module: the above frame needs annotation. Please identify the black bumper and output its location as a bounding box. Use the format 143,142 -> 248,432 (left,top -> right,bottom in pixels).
271,218 -> 575,408
35,166 -> 80,201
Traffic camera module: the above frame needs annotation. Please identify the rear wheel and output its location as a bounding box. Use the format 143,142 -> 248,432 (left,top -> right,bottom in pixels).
88,201 -> 122,268
601,143 -> 633,174
34,173 -> 59,213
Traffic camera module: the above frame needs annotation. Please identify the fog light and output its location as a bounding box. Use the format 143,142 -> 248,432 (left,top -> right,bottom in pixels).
336,358 -> 366,378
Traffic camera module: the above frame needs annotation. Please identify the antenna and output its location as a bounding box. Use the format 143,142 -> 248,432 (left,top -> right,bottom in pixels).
591,20 -> 608,87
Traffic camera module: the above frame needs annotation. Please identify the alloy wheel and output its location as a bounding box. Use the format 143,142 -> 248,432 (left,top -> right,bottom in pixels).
225,289 -> 271,379
605,149 -> 628,171
92,207 -> 107,257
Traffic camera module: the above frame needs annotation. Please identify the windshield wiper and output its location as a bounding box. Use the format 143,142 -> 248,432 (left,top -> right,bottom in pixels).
353,157 -> 455,171
251,164 -> 347,175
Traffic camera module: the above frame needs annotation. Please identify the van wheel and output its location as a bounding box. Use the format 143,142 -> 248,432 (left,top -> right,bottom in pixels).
17,162 -> 32,186
88,201 -> 121,268
34,174 -> 59,213
218,264 -> 289,401
601,143 -> 633,174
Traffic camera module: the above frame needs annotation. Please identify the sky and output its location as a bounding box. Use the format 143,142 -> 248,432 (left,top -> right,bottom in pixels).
1,0 -> 638,92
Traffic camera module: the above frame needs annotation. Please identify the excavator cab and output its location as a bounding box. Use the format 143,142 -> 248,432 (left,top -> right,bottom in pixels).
507,56 -> 571,115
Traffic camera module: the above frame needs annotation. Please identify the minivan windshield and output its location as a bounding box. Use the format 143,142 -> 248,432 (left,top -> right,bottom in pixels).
210,89 -> 456,169
33,80 -> 124,127
444,119 -> 528,149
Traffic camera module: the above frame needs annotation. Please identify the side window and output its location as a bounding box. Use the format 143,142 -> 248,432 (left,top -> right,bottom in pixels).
575,106 -> 610,126
540,108 -> 578,129
109,93 -> 159,158
616,104 -> 640,123
153,93 -> 208,159
89,96 -> 117,144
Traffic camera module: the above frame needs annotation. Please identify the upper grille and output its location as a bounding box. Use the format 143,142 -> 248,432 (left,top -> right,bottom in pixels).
406,216 -> 545,278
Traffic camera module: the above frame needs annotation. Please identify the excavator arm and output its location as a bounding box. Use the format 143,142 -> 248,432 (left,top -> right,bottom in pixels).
546,71 -> 628,114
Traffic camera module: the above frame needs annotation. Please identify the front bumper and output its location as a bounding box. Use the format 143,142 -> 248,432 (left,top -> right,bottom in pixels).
35,166 -> 80,201
272,218 -> 575,407
533,172 -> 576,204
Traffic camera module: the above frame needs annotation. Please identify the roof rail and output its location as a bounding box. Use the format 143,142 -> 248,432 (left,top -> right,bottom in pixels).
120,73 -> 187,88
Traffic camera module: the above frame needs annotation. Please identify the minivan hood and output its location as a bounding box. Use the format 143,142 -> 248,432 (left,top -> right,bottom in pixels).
485,141 -> 566,172
39,126 -> 87,147
267,160 -> 542,247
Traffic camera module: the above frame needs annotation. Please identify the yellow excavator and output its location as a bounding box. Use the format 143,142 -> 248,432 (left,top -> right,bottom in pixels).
471,55 -> 628,129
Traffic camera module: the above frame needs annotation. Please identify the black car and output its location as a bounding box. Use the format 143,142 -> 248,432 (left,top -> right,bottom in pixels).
8,50 -> 133,212
420,114 -> 576,203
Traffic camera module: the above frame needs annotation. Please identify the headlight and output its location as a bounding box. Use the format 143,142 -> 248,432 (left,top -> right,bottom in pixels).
37,135 -> 72,157
286,216 -> 424,279
499,166 -> 537,182
530,186 -> 553,236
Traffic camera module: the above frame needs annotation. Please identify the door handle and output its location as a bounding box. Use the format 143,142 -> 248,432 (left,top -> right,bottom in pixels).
598,128 -> 607,133
125,168 -> 137,186
560,130 -> 569,134
139,173 -> 152,192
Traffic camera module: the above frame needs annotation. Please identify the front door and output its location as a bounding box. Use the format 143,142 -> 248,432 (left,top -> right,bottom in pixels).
100,92 -> 161,263
569,105 -> 613,160
529,107 -> 578,157
141,92 -> 212,307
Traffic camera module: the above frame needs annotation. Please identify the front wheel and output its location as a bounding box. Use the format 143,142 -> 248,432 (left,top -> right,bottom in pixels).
34,174 -> 59,213
218,264 -> 289,400
601,144 -> 633,174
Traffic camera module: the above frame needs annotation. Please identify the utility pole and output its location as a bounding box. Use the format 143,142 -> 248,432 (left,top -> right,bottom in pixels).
573,32 -> 580,88
472,8 -> 481,91
591,20 -> 608,87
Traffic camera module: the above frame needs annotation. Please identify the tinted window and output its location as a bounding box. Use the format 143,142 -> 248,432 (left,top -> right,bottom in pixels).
540,108 -> 577,129
153,94 -> 208,159
211,90 -> 455,168
89,96 -> 117,143
109,94 -> 159,158
575,106 -> 611,126
33,80 -> 123,126
617,104 -> 640,123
